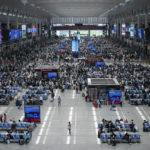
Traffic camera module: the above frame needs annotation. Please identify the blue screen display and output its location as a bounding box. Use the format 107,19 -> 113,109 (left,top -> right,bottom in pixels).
96,62 -> 105,67
109,91 -> 122,97
72,41 -> 79,52
25,106 -> 40,121
10,30 -> 20,40
25,106 -> 40,113
77,33 -> 80,40
114,24 -> 117,34
48,73 -> 57,79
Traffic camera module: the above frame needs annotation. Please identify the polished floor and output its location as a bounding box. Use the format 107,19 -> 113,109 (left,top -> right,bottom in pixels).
0,87 -> 150,150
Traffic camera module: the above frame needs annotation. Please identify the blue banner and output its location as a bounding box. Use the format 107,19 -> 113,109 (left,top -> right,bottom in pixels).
77,33 -> 80,40
72,41 -> 79,52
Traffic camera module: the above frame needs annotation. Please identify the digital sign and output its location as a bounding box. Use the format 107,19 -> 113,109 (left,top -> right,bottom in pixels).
122,24 -> 126,35
24,106 -> 41,122
32,25 -> 36,36
22,25 -> 26,38
137,28 -> 145,39
48,73 -> 57,79
72,40 -> 79,52
77,33 -> 81,40
10,30 -> 21,40
130,24 -> 135,37
114,24 -> 117,34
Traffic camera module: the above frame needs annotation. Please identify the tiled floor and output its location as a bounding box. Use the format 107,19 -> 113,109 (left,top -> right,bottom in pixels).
0,88 -> 150,150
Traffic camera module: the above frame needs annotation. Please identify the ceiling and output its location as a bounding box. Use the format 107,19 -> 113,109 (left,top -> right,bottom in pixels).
28,0 -> 125,17
0,0 -> 50,17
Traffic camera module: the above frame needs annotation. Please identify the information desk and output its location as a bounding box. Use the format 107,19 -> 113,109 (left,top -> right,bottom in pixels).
35,64 -> 59,79
87,78 -> 120,101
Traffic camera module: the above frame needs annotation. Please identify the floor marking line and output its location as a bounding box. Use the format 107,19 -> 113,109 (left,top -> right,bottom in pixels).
136,107 -> 146,120
92,108 -> 101,145
35,107 -> 51,144
42,107 -> 56,144
141,107 -> 150,120
116,107 -> 121,120
72,90 -> 76,99
73,107 -> 77,144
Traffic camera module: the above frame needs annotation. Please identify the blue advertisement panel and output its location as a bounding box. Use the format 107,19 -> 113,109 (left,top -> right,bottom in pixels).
72,40 -> 79,52
114,24 -> 117,34
122,24 -> 126,35
24,105 -> 41,122
138,28 -> 145,39
77,33 -> 80,40
10,30 -> 20,40
130,24 -> 135,37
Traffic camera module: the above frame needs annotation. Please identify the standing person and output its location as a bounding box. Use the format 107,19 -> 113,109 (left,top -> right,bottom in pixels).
68,122 -> 71,135
58,96 -> 61,106
51,92 -> 55,102
110,100 -> 115,111
0,114 -> 3,122
3,113 -> 7,122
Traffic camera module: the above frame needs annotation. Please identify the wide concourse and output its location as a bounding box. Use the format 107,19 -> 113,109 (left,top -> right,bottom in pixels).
0,0 -> 150,150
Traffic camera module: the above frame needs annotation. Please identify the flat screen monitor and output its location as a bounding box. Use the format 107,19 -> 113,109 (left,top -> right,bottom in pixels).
48,73 -> 57,79
96,62 -> 105,67
109,91 -> 122,97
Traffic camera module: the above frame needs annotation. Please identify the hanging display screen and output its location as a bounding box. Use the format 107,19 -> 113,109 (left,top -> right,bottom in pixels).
121,24 -> 126,35
32,25 -> 36,36
22,24 -> 26,38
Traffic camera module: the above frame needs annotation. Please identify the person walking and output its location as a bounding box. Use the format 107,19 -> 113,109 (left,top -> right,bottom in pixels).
3,113 -> 7,122
51,92 -> 55,102
58,96 -> 61,106
110,100 -> 115,111
68,122 -> 71,135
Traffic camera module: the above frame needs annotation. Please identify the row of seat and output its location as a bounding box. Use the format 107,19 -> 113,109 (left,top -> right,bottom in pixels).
130,99 -> 150,105
0,132 -> 32,145
98,123 -> 138,132
0,122 -> 36,131
22,94 -> 48,100
26,90 -> 50,95
24,99 -> 43,105
0,90 -> 18,95
4,87 -> 22,91
29,86 -> 49,90
100,133 -> 141,143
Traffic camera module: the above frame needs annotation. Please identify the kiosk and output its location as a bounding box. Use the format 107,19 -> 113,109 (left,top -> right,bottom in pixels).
35,64 -> 59,79
87,78 -> 120,102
